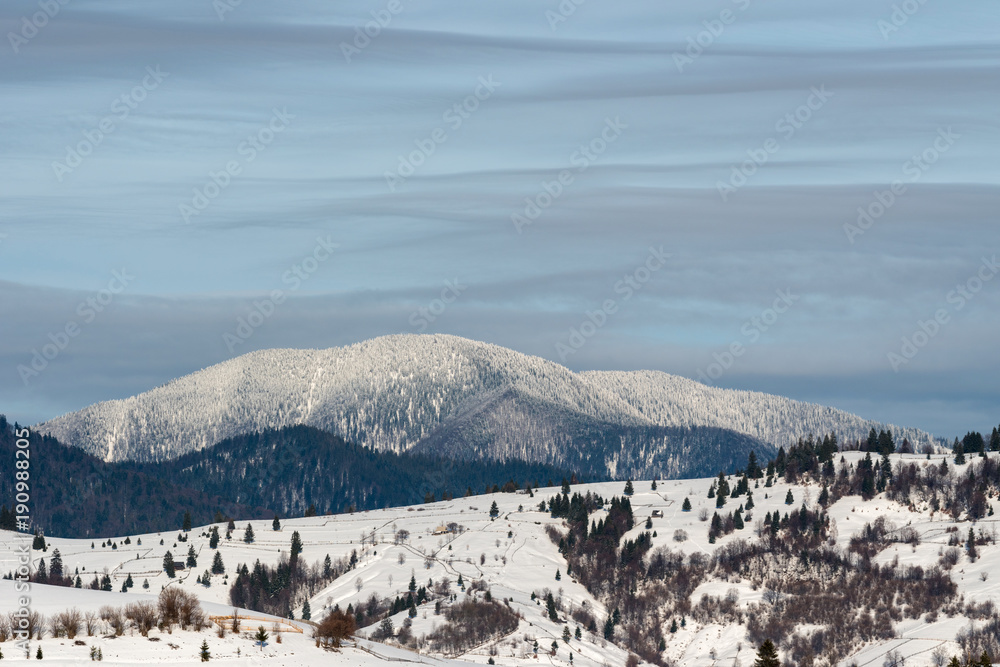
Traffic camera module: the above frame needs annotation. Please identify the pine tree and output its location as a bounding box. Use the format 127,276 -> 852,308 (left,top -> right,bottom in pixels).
49,549 -> 64,580
36,646 -> 43,660
682,497 -> 692,511
489,501 -> 499,519
784,489 -> 794,505
199,640 -> 211,662
212,551 -> 226,574
968,527 -> 978,561
818,485 -> 830,507
272,516 -> 281,531
254,626 -> 268,648
669,618 -> 678,633
563,626 -> 571,642
209,526 -> 220,549
163,551 -> 176,578
754,639 -> 779,667
187,545 -> 197,568
947,658 -> 962,667
243,524 -> 255,544
979,651 -> 992,667
302,599 -> 311,621
125,573 -> 134,589
409,575 -> 417,593
624,480 -> 634,496
546,593 -> 558,622
955,438 -> 966,465
651,479 -> 657,491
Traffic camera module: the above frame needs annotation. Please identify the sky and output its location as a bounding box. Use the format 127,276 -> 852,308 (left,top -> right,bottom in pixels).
1,0 -> 998,439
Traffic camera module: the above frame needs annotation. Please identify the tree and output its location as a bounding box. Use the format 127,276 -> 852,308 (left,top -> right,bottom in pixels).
968,527 -> 978,561
302,599 -> 311,621
546,593 -> 558,622
212,551 -> 225,575
50,549 -> 64,581
209,527 -> 220,549
199,639 -> 211,662
183,511 -> 192,532
163,551 -> 176,578
651,479 -> 657,490
186,545 -> 197,568
754,639 -> 780,667
563,626 -> 572,642
317,609 -> 356,648
979,651 -> 992,667
624,479 -> 634,496
272,515 -> 281,531
254,625 -> 268,648
243,524 -> 255,544
36,646 -> 43,659
682,497 -> 692,511
489,501 -> 499,519
784,489 -> 794,505
955,439 -> 967,465
747,450 -> 762,478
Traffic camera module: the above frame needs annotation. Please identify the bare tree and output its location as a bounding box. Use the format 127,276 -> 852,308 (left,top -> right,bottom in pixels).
125,602 -> 158,636
84,610 -> 98,637
99,606 -> 126,636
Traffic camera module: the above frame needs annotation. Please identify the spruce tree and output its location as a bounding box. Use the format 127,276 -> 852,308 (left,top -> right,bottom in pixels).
302,599 -> 311,621
682,497 -> 692,511
212,551 -> 226,574
209,526 -> 220,549
36,646 -> 43,659
187,545 -> 197,568
272,516 -> 281,531
489,501 -> 499,519
624,480 -> 634,496
651,479 -> 657,491
784,489 -> 794,505
50,549 -> 64,580
753,639 -> 779,667
183,511 -> 192,532
163,551 -> 175,578
254,626 -> 268,648
199,640 -> 211,662
243,524 -> 255,544
546,593 -> 558,621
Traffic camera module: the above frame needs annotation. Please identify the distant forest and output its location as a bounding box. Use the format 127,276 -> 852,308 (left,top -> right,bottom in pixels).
0,417 -> 578,539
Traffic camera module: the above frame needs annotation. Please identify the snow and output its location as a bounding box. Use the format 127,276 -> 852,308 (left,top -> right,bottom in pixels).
35,334 -> 935,463
2,452 -> 995,665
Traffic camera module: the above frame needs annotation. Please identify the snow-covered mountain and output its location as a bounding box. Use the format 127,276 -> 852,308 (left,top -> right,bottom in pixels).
36,334 -> 934,476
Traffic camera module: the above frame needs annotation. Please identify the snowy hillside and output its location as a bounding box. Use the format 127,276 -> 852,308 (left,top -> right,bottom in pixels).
1,452 -> 996,666
36,335 -> 934,470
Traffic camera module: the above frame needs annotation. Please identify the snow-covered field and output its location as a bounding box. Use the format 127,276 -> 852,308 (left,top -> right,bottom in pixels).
0,452 -> 996,666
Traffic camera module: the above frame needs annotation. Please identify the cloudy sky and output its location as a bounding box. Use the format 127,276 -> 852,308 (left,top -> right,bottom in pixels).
1,0 -> 998,438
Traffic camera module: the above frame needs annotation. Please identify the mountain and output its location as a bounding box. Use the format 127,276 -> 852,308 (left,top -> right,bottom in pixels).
35,334 -> 935,478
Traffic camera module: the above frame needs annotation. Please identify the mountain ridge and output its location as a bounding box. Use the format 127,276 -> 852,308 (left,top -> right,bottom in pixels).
35,334 -> 935,477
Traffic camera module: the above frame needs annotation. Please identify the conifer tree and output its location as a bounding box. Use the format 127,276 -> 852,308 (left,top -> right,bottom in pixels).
651,479 -> 657,491
272,516 -> 281,531
302,599 -> 311,621
163,551 -> 175,578
199,640 -> 211,662
753,639 -> 779,667
785,489 -> 794,505
682,497 -> 692,511
489,501 -> 499,519
212,551 -> 225,574
546,592 -> 558,622
187,545 -> 197,568
50,549 -> 64,580
183,511 -> 192,532
243,524 -> 255,544
209,526 -> 220,549
624,480 -> 634,496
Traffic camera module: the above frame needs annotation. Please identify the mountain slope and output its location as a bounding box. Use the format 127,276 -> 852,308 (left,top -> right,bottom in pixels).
35,334 -> 934,476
